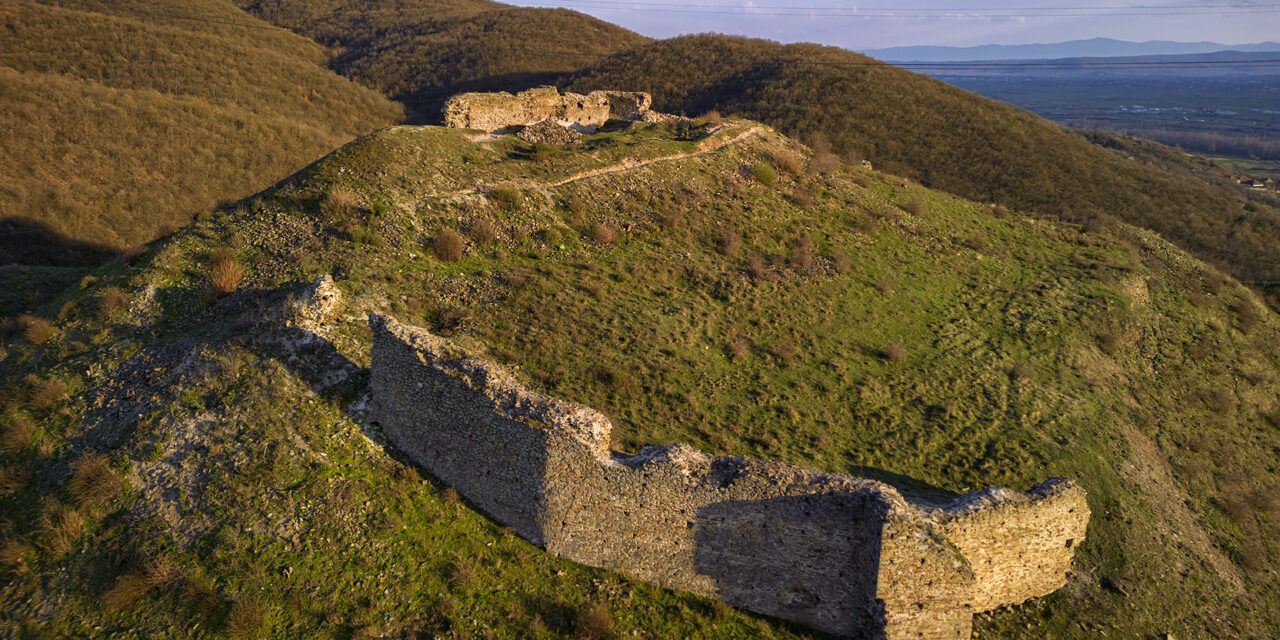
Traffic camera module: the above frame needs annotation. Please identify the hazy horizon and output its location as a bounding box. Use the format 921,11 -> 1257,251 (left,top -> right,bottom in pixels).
502,0 -> 1280,51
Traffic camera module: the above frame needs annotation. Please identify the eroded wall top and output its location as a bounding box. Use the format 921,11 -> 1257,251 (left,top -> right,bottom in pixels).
442,86 -> 653,132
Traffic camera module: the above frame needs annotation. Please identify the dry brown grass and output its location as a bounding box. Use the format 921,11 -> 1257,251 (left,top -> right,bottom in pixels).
593,223 -> 619,245
210,258 -> 246,296
322,185 -> 360,220
433,229 -> 466,262
0,464 -> 32,495
97,286 -> 128,321
0,538 -> 32,574
884,342 -> 907,363
700,109 -> 722,124
37,501 -> 85,557
771,342 -> 800,362
227,599 -> 264,639
30,378 -> 67,410
574,602 -> 614,640
720,230 -> 742,257
103,573 -> 153,613
180,574 -> 223,620
770,148 -> 803,175
68,452 -> 123,508
19,315 -> 54,345
1,415 -> 37,454
788,236 -> 814,270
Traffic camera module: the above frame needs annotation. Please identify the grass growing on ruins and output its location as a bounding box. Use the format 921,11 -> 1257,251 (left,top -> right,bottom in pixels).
2,119 -> 1280,638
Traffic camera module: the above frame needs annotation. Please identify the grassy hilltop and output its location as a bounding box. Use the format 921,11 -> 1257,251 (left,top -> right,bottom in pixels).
2,119 -> 1279,638
0,0 -> 401,266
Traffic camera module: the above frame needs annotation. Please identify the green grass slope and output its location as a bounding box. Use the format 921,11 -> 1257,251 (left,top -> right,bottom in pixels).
565,34 -> 1280,304
237,0 -> 650,119
2,120 -> 1279,638
0,0 -> 402,266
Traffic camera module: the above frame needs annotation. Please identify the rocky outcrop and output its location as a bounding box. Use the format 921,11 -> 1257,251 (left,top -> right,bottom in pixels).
442,86 -> 653,133
368,314 -> 1090,639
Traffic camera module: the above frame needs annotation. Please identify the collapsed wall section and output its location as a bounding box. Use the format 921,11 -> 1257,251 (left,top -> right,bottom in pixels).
442,86 -> 652,132
368,313 -> 1088,639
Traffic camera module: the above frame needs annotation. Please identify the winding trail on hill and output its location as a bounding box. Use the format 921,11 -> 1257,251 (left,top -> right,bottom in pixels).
420,125 -> 768,204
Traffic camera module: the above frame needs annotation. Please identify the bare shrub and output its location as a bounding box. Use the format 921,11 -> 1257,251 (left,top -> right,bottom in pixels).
771,342 -> 800,362
594,223 -> 619,245
68,453 -> 123,508
468,220 -> 498,245
993,204 -> 1011,219
770,149 -> 803,175
1234,299 -> 1260,333
720,230 -> 742,257
832,254 -> 852,274
964,236 -> 988,253
575,602 -> 614,640
874,279 -> 894,295
788,236 -> 815,270
227,599 -> 264,639
210,259 -> 245,295
884,342 -> 907,363
37,501 -> 85,557
813,152 -> 842,175
1011,362 -> 1036,381
98,287 -> 129,321
31,378 -> 67,410
659,206 -> 684,230
2,415 -> 37,454
19,315 -> 53,345
728,339 -> 750,361
789,187 -> 814,208
700,110 -> 722,124
432,229 -> 466,262
906,197 -> 927,217
1098,331 -> 1121,355
488,187 -> 523,212
748,256 -> 768,280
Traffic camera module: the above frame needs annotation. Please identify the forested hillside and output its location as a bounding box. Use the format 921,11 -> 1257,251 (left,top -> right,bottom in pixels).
237,0 -> 649,118
565,34 -> 1280,302
0,0 -> 402,266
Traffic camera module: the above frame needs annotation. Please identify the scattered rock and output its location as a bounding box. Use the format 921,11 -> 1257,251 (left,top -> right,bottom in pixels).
516,119 -> 582,145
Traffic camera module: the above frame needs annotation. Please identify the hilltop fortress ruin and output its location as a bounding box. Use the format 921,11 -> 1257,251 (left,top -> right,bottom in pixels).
368,314 -> 1090,639
442,86 -> 654,133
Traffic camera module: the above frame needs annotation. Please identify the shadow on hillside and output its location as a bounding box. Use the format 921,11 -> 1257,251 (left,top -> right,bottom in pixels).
397,71 -> 570,124
0,216 -> 118,267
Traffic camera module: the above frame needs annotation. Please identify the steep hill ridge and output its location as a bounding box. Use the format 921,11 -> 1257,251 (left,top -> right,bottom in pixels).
1,118 -> 1278,638
0,0 -> 401,265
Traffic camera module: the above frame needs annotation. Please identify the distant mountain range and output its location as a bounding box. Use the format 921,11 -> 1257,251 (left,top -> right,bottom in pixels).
862,37 -> 1280,61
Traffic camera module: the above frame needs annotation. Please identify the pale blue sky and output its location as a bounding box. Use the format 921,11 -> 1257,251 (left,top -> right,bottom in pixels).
505,0 -> 1280,49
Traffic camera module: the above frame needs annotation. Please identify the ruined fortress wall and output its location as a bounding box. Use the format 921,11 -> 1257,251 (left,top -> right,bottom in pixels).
938,481 -> 1091,612
542,444 -> 975,638
368,314 -> 1087,639
442,86 -> 652,132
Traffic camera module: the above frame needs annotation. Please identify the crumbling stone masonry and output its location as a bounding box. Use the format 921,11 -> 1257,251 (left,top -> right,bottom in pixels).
368,314 -> 1090,639
442,86 -> 653,133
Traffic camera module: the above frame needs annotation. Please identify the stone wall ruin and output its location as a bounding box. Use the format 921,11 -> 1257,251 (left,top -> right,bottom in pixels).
368,314 -> 1090,639
442,86 -> 653,133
